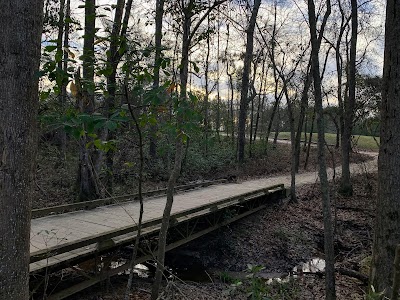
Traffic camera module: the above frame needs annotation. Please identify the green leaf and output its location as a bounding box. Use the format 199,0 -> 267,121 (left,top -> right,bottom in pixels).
105,120 -> 118,131
45,45 -> 58,52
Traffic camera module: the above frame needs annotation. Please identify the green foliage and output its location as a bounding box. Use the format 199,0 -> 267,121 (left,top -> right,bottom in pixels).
245,264 -> 268,300
366,286 -> 386,300
219,271 -> 240,284
221,264 -> 300,300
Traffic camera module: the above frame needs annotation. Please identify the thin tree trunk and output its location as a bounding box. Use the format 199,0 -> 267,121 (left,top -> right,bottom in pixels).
150,3 -> 226,298
273,106 -> 281,145
339,0 -> 358,196
308,0 -> 336,298
303,114 -> 308,151
104,0 -> 133,194
104,0 -> 125,194
228,72 -> 235,143
57,0 -> 67,164
0,1 -> 44,299
216,9 -> 221,143
294,61 -> 312,173
284,88 -> 297,202
304,107 -> 315,170
248,60 -> 259,158
225,23 -> 235,142
149,0 -> 165,159
253,59 -> 267,142
204,12 -> 211,155
124,86 -> 145,300
237,0 -> 261,162
78,0 -> 100,201
151,12 -> 190,295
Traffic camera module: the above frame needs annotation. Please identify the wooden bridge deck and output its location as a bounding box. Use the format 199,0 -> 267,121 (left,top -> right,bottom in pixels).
30,155 -> 376,271
30,154 -> 377,299
29,180 -> 285,273
29,153 -> 377,274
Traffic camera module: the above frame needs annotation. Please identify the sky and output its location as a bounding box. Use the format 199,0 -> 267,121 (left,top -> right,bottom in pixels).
45,0 -> 385,106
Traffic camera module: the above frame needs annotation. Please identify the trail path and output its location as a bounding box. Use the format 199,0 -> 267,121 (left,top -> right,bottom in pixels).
30,147 -> 377,272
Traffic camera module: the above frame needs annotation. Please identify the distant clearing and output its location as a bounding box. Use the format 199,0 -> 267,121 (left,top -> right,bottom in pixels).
273,132 -> 380,151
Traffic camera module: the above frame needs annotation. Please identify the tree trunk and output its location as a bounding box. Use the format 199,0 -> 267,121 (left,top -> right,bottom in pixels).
216,10 -> 221,143
149,0 -> 165,159
78,0 -> 100,201
284,88 -> 297,203
150,2 -> 226,298
237,0 -> 261,163
204,12 -> 211,155
371,0 -> 400,294
304,107 -> 315,170
0,1 -> 44,299
339,0 -> 357,196
308,0 -> 336,299
57,0 -> 67,164
294,62 -> 312,173
248,60 -> 259,158
253,59 -> 267,143
104,0 -> 124,194
124,87 -> 145,300
273,106 -> 281,145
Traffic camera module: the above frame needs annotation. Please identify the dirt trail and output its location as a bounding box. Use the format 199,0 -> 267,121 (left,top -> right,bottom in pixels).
235,149 -> 377,190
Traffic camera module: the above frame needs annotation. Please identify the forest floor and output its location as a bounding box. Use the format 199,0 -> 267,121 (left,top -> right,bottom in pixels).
70,162 -> 377,300
33,141 -> 370,209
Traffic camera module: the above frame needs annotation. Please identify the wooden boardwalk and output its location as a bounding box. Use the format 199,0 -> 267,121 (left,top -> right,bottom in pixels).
28,153 -> 377,299
30,152 -> 377,268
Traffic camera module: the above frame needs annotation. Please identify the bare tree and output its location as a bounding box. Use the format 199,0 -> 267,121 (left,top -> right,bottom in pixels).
237,0 -> 261,163
308,0 -> 336,298
150,2 -> 226,299
57,0 -> 67,163
103,0 -> 133,193
149,0 -> 165,159
339,0 -> 358,196
77,0 -> 100,201
0,1 -> 44,298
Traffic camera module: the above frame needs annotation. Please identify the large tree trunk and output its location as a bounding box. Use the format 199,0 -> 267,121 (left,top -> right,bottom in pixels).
0,1 -> 44,299
308,0 -> 336,299
339,0 -> 358,196
371,0 -> 400,295
237,0 -> 261,163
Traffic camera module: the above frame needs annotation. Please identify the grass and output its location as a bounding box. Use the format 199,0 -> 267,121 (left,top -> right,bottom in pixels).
273,132 -> 380,151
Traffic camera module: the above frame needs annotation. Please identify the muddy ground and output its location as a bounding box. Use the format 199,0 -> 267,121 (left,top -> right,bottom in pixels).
68,169 -> 377,300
